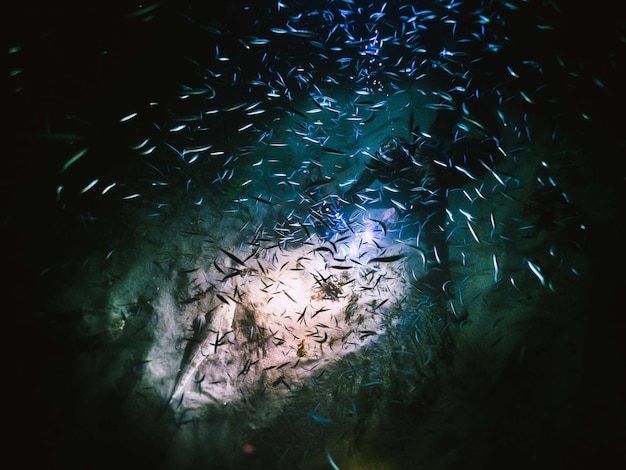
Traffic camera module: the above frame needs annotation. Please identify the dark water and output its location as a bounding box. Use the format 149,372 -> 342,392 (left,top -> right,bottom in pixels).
5,1 -> 624,469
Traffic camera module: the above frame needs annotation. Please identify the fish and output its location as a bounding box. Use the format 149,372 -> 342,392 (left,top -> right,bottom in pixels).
489,210 -> 497,238
120,112 -> 138,123
320,146 -> 346,155
61,147 -> 88,172
310,410 -> 333,424
368,253 -> 405,263
326,450 -> 340,470
315,332 -> 328,343
219,248 -> 247,267
492,254 -> 500,282
467,220 -> 481,244
80,179 -> 99,194
526,259 -> 546,286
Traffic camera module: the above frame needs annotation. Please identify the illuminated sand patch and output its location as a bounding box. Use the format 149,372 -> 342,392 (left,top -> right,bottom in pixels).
137,207 -> 422,421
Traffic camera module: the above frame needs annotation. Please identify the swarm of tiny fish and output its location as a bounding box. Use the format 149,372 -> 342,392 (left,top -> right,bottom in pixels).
12,0 -> 608,469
